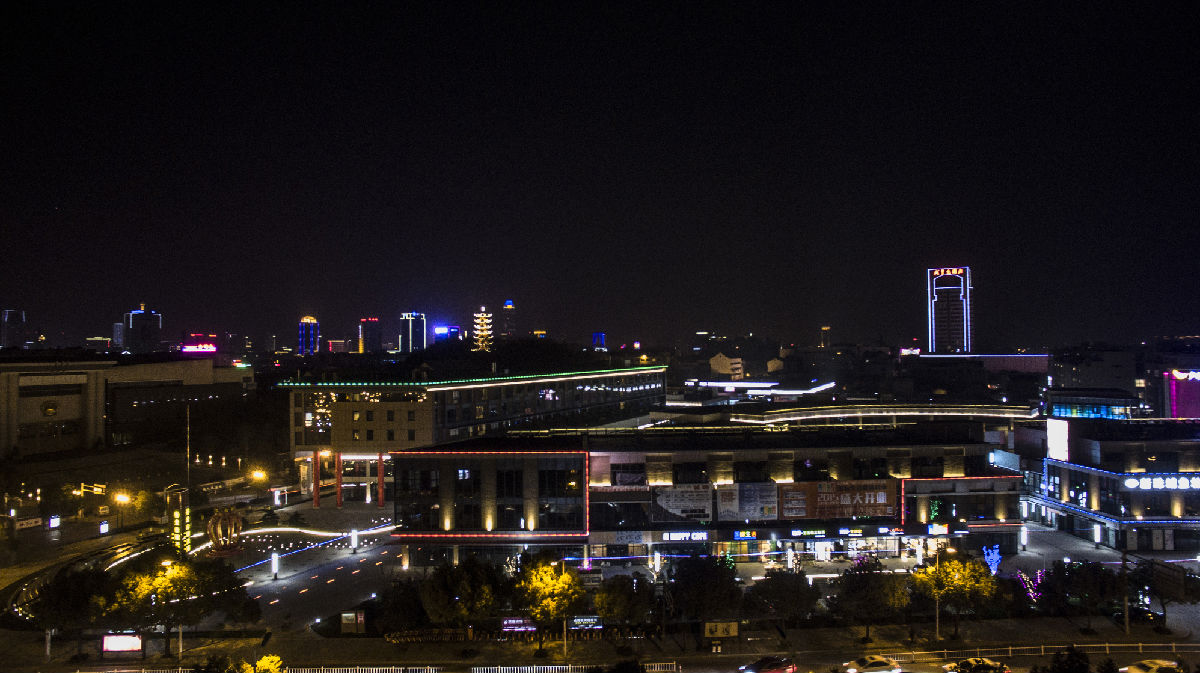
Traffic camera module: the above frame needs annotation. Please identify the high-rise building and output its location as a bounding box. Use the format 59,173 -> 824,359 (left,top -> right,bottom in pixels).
398,312 -> 427,352
499,299 -> 518,339
112,322 -> 125,349
819,325 -> 831,348
1,310 -> 28,349
298,316 -> 320,355
472,307 -> 493,352
358,317 -> 382,353
327,339 -> 349,353
123,303 -> 164,354
927,266 -> 973,353
592,332 -> 608,352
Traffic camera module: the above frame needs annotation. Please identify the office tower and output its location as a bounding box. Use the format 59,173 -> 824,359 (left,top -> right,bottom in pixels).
499,299 -> 518,339
123,303 -> 164,354
84,336 -> 111,351
592,332 -> 608,352
927,266 -> 973,353
819,325 -> 831,348
398,312 -> 427,352
298,316 -> 320,355
358,317 -> 382,353
472,307 -> 493,352
112,322 -> 125,348
1,310 -> 27,349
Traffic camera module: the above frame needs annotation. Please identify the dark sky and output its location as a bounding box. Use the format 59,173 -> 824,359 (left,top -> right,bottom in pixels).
4,3 -> 1198,350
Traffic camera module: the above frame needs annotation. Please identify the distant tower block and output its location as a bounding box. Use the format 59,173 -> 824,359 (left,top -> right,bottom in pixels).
499,299 -> 518,339
927,266 -> 973,353
472,307 -> 493,352
298,316 -> 320,355
399,312 -> 427,352
592,332 -> 608,352
358,317 -> 382,353
820,326 -> 831,348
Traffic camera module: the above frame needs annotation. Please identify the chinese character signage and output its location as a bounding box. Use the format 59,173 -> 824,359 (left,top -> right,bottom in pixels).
704,621 -> 738,638
778,480 -> 896,519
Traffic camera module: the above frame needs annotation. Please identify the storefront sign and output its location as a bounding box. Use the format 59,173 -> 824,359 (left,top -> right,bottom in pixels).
502,617 -> 536,632
790,528 -> 826,538
1123,475 -> 1200,490
571,615 -> 602,630
733,530 -> 758,540
663,531 -> 709,541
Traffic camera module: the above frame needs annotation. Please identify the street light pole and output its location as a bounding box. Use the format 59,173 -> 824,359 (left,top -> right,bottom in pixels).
560,561 -> 568,659
934,545 -> 956,642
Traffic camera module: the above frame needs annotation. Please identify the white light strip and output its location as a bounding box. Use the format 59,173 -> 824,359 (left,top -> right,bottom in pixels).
428,368 -> 666,391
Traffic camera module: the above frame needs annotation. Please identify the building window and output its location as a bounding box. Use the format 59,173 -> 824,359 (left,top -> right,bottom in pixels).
407,410 -> 416,422
387,410 -> 395,422
387,429 -> 395,441
352,429 -> 361,441
407,429 -> 416,441
497,469 -> 523,498
366,410 -> 375,422
366,429 -> 374,441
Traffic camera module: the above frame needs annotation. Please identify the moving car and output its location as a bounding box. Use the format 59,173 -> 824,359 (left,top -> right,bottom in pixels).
740,657 -> 797,673
1111,606 -> 1163,625
843,656 -> 902,673
1119,660 -> 1181,673
943,659 -> 1010,673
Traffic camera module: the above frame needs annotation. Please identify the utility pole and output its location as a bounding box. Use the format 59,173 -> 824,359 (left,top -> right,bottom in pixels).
185,405 -> 191,490
1121,550 -> 1130,635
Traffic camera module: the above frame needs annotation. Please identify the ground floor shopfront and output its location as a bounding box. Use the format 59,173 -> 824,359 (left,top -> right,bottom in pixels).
1025,495 -> 1200,552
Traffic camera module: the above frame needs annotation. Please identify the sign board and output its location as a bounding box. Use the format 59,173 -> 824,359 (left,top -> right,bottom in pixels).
716,483 -> 778,521
779,480 -> 896,519
502,617 -> 536,632
15,517 -> 43,530
102,634 -> 142,652
704,621 -> 738,638
340,610 -> 366,634
650,484 -> 712,522
570,615 -> 602,630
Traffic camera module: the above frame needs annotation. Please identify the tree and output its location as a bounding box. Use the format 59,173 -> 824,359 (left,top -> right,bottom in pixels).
595,572 -> 655,626
832,557 -> 910,641
744,568 -> 821,626
912,556 -> 996,638
418,557 -> 506,628
377,579 -> 430,633
1064,562 -> 1119,632
1048,646 -> 1090,673
517,562 -> 585,649
1131,561 -> 1200,629
669,555 -> 742,622
32,566 -> 112,659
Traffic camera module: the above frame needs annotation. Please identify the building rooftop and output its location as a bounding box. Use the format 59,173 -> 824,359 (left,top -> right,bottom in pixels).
278,364 -> 666,389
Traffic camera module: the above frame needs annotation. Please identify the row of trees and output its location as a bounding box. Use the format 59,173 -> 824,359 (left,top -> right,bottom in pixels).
374,552 -> 1003,646
32,551 -> 258,659
1027,559 -> 1200,631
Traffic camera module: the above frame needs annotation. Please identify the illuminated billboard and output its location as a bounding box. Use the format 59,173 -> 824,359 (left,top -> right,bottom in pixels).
1047,418 -> 1069,461
1167,370 -> 1200,418
103,634 -> 142,652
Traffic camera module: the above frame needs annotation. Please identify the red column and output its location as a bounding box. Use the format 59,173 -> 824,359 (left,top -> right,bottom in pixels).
335,452 -> 343,508
376,453 -> 385,507
312,450 -> 320,508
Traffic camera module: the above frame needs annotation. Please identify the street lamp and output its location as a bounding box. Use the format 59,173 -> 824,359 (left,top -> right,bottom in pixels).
551,561 -> 568,658
934,545 -> 956,641
250,470 -> 267,503
114,493 -> 130,530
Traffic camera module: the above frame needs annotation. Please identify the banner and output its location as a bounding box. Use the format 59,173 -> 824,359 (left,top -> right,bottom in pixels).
716,483 -> 779,521
779,480 -> 897,519
650,484 -> 713,522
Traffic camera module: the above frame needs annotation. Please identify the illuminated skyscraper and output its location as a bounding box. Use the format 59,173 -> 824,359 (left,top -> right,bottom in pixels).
927,267 -> 973,353
472,307 -> 493,352
298,316 -> 320,355
123,303 -> 163,354
358,317 -> 382,353
499,299 -> 518,339
399,312 -> 427,352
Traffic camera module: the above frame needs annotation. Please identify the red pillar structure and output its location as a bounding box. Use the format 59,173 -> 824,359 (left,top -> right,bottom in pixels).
335,452 -> 343,508
312,450 -> 320,508
376,453 -> 385,507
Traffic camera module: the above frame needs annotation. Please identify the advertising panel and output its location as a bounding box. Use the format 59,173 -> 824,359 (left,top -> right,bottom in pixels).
650,484 -> 713,522
778,480 -> 897,519
716,483 -> 779,521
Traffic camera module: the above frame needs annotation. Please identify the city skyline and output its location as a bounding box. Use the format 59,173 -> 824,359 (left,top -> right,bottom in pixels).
5,5 -> 1199,350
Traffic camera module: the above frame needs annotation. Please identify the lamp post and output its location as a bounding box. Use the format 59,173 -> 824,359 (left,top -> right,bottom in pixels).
551,561 -> 568,658
114,493 -> 130,530
934,545 -> 956,641
250,470 -> 267,503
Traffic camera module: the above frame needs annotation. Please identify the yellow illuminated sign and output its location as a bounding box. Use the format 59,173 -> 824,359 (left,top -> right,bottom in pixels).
931,267 -> 965,277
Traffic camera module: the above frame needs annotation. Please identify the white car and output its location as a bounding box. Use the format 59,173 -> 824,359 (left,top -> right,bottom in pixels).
1119,661 -> 1180,673
843,656 -> 902,673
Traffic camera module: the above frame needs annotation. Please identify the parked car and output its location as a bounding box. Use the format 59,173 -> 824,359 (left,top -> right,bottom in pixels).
1119,660 -> 1180,673
740,657 -> 796,673
943,658 -> 1010,673
1110,606 -> 1163,625
843,656 -> 902,673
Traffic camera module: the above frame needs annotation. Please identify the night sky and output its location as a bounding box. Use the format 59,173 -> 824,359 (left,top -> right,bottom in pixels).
4,4 -> 1198,351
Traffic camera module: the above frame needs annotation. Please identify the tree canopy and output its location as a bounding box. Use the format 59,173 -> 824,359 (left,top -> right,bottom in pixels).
912,556 -> 996,637
516,562 -> 584,646
669,555 -> 742,621
595,572 -> 655,626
